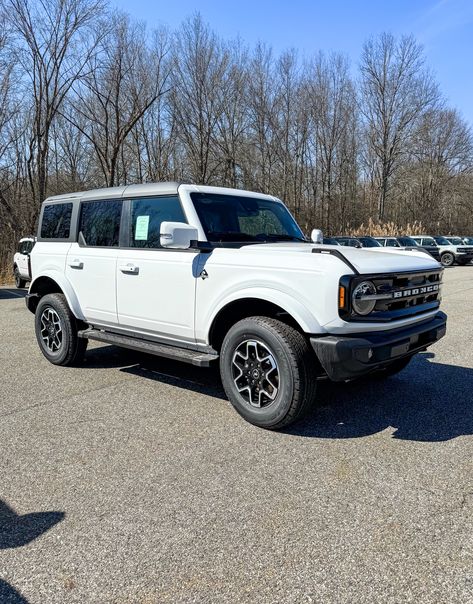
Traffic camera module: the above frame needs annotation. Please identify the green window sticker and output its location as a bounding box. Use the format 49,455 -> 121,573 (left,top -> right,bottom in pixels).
135,215 -> 149,240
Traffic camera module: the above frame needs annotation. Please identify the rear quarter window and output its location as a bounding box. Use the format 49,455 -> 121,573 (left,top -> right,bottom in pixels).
41,203 -> 73,239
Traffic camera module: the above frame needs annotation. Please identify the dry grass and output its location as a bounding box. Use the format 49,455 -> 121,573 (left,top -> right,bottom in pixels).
347,217 -> 425,237
0,268 -> 14,286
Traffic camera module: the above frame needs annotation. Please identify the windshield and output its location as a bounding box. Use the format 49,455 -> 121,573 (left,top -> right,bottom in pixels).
191,193 -> 306,243
447,237 -> 462,245
434,236 -> 451,245
398,237 -> 418,246
463,237 -> 473,245
358,237 -> 381,247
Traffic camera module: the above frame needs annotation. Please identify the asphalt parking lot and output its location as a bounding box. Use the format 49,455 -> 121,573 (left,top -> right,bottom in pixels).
1,267 -> 472,604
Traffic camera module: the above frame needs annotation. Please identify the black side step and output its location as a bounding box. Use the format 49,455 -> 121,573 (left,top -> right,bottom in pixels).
79,328 -> 218,367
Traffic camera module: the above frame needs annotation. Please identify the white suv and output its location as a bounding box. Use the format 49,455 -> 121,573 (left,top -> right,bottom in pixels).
411,236 -> 473,267
26,183 -> 447,429
13,236 -> 35,288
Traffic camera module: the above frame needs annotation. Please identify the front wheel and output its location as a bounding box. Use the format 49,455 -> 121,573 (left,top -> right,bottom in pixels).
14,267 -> 26,288
440,252 -> 455,267
35,293 -> 87,366
220,317 -> 317,430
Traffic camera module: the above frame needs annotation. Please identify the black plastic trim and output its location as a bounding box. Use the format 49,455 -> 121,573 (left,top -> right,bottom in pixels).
310,311 -> 447,381
339,268 -> 443,322
79,328 -> 219,367
312,247 -> 359,274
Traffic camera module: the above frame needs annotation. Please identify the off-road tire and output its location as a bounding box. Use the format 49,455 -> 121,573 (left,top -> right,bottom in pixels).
220,316 -> 317,430
14,266 -> 26,289
440,252 -> 455,267
35,293 -> 87,366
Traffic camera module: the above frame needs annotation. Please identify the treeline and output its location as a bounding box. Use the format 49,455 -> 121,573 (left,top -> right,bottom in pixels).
1,0 -> 473,277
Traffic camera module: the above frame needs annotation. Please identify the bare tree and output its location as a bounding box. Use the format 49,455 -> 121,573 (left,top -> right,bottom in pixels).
64,14 -> 170,186
170,14 -> 230,184
360,33 -> 439,220
6,0 -> 104,223
308,52 -> 358,231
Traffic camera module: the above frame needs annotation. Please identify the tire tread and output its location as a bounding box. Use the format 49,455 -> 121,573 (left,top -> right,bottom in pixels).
221,316 -> 317,430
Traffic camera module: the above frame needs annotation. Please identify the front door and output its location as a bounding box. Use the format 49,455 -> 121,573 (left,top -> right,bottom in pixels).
116,195 -> 198,343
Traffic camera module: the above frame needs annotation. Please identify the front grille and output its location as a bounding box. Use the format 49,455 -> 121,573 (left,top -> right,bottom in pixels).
458,247 -> 473,254
340,269 -> 443,322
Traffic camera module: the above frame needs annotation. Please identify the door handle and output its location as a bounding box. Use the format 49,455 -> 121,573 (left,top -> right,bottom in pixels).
119,263 -> 139,274
69,259 -> 83,269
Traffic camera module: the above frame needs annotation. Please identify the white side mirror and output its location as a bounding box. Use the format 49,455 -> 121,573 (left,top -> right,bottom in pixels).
311,228 -> 323,244
160,222 -> 198,249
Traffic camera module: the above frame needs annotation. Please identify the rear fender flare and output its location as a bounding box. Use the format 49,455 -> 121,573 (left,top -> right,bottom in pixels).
29,270 -> 85,320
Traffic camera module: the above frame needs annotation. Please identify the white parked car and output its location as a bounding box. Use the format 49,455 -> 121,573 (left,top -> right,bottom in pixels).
411,236 -> 473,267
26,183 -> 447,429
13,236 -> 35,288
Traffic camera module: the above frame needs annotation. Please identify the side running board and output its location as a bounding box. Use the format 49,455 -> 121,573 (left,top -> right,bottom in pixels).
78,328 -> 219,367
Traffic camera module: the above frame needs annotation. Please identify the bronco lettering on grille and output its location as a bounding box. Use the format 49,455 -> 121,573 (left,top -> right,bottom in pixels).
392,284 -> 440,298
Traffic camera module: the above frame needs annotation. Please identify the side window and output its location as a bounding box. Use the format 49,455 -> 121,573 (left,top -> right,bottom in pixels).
129,196 -> 186,248
41,203 -> 73,239
79,200 -> 122,247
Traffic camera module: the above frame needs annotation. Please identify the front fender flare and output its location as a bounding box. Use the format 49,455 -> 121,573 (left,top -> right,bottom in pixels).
200,287 -> 323,344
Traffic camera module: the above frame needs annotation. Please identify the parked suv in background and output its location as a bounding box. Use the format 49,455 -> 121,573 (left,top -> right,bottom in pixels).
357,236 -> 382,248
374,237 -> 402,248
13,236 -> 35,288
433,236 -> 473,266
26,183 -> 447,430
374,236 -> 437,260
331,236 -> 362,248
396,236 -> 440,261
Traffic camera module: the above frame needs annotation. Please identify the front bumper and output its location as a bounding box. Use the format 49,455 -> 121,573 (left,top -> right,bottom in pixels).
310,312 -> 447,382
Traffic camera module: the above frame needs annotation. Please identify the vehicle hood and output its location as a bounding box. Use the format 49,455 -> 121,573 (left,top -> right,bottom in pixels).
244,242 -> 441,274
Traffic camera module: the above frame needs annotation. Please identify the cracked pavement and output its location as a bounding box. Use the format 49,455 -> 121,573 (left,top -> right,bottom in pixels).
1,266 -> 472,603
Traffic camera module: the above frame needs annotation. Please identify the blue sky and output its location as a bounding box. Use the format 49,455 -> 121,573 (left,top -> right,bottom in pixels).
113,0 -> 473,125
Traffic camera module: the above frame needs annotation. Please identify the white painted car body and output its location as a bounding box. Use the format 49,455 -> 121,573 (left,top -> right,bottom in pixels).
411,236 -> 473,265
29,184 -> 444,349
13,237 -> 35,281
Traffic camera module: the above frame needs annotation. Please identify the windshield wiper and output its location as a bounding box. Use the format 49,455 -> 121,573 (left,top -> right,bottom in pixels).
207,231 -> 258,242
258,233 -> 308,242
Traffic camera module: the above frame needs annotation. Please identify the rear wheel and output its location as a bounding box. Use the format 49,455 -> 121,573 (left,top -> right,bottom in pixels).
220,317 -> 317,430
440,252 -> 455,267
35,293 -> 87,366
14,266 -> 26,288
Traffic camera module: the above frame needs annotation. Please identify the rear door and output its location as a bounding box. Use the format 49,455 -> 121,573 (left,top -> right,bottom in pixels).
66,199 -> 122,326
116,195 -> 199,343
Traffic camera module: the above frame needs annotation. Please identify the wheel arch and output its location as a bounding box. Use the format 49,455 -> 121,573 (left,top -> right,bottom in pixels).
207,293 -> 321,352
27,272 -> 84,319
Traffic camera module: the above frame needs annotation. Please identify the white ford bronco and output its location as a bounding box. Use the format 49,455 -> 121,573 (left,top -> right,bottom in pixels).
27,183 -> 447,429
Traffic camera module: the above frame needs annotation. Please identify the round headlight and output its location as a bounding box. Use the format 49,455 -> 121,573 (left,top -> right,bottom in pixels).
352,281 -> 377,316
